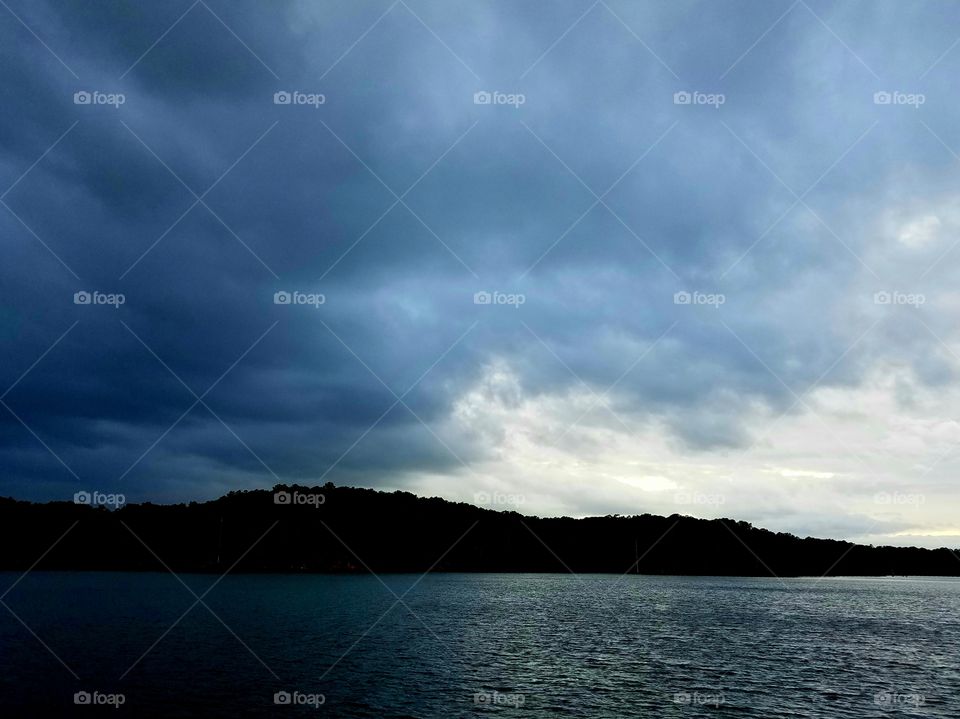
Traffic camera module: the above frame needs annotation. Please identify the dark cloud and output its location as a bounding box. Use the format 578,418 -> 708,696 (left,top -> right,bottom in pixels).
1,0 -> 960,548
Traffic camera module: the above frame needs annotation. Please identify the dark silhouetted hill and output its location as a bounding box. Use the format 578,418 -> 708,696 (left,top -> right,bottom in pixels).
0,484 -> 957,576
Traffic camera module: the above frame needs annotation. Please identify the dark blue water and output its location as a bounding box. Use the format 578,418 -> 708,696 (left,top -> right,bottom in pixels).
1,573 -> 957,717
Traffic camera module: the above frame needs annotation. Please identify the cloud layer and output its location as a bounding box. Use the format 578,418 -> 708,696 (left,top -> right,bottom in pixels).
2,0 -> 960,547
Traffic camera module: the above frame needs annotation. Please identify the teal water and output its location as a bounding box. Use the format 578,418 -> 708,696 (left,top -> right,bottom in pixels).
1,573 -> 958,716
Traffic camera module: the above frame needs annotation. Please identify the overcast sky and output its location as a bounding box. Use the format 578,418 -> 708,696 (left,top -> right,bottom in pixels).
2,1 -> 960,548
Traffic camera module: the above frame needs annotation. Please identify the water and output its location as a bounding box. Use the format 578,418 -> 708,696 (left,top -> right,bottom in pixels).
0,572 -> 957,717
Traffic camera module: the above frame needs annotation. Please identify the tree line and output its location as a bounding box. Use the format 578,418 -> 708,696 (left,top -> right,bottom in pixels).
0,484 -> 957,576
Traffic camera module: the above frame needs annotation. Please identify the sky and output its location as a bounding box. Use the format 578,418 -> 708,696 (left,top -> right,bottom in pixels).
1,0 -> 960,549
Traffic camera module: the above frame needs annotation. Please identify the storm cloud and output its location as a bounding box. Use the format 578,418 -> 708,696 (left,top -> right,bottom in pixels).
2,0 -> 960,547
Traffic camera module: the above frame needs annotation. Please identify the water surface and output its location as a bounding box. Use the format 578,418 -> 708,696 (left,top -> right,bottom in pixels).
1,573 -> 957,716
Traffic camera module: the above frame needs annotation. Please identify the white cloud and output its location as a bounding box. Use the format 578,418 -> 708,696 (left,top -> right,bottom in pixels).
898,214 -> 942,249
409,360 -> 960,548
